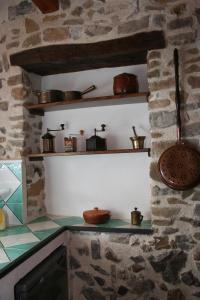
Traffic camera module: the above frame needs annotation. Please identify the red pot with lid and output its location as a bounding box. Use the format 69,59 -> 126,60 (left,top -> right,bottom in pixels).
113,73 -> 139,95
83,207 -> 111,224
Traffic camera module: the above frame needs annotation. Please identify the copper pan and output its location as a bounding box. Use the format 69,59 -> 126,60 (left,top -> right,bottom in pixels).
158,49 -> 200,190
64,85 -> 96,100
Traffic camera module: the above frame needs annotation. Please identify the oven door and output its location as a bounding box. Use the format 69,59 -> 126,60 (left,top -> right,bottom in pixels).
15,245 -> 68,300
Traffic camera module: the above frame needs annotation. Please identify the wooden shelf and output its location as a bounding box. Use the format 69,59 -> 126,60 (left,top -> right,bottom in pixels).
27,148 -> 151,161
24,92 -> 149,115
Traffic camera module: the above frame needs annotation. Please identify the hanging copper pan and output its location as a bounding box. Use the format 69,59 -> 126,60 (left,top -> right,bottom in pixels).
158,49 -> 200,190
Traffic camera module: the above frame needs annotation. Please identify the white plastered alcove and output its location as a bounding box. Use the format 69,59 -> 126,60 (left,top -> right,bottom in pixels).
39,64 -> 151,220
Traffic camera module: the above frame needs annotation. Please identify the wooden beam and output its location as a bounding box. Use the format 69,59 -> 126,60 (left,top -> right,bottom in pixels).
10,30 -> 165,75
32,0 -> 59,13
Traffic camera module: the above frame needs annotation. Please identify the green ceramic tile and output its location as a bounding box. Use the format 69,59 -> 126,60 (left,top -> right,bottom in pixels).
96,219 -> 129,228
6,202 -> 23,223
29,216 -> 51,224
0,200 -> 5,208
7,185 -> 23,204
6,162 -> 22,182
0,225 -> 30,237
4,248 -> 27,261
0,262 -> 10,269
54,216 -> 84,226
6,242 -> 38,251
33,228 -> 59,240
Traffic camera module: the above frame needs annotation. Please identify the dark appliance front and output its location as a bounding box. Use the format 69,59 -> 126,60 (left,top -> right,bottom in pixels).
15,245 -> 68,300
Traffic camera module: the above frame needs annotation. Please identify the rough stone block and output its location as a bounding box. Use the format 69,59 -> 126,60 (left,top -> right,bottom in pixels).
175,235 -> 196,251
81,287 -> 105,300
43,28 -> 69,42
182,122 -> 200,137
25,18 -> 39,33
2,53 -> 9,72
149,78 -> 175,91
170,3 -> 186,16
27,179 -> 44,197
167,17 -> 193,30
85,25 -> 112,36
22,33 -> 41,48
0,145 -> 6,156
11,87 -> 29,100
72,6 -> 83,17
149,99 -> 170,110
150,110 -> 176,129
185,64 -> 200,73
152,207 -> 181,218
8,1 -> 36,21
196,8 -> 200,24
105,247 -> 121,262
6,41 -> 20,50
75,271 -> 95,286
118,16 -> 149,34
168,32 -> 196,45
60,0 -> 71,10
0,102 -> 8,111
188,75 -> 200,89
7,75 -> 23,86
167,289 -> 185,300
91,239 -> 101,259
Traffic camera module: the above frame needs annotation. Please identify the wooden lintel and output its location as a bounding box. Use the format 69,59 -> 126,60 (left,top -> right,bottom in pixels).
10,30 -> 165,75
32,0 -> 59,13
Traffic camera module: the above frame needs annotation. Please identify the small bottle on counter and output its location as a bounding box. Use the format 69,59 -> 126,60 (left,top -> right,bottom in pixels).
0,208 -> 6,230
77,130 -> 85,152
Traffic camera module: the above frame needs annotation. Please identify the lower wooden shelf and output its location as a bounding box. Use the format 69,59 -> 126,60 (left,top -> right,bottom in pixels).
27,148 -> 151,161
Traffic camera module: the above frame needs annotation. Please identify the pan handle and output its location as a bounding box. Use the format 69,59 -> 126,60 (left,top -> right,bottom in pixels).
81,85 -> 96,96
174,48 -> 182,141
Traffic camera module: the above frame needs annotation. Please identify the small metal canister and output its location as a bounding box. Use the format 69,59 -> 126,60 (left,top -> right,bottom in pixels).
131,207 -> 143,225
42,132 -> 55,153
64,137 -> 77,152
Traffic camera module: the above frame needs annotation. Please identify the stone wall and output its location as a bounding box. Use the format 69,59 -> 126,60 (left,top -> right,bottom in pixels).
0,0 -> 200,298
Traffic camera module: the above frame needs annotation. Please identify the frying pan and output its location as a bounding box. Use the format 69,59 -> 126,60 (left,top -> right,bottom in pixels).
64,85 -> 96,100
33,90 -> 64,104
158,48 -> 200,190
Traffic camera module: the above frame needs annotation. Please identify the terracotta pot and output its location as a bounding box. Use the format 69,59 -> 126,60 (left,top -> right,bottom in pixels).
83,207 -> 111,224
113,73 -> 139,95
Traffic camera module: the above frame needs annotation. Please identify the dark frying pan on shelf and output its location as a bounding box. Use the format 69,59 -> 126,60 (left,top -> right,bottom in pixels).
64,85 -> 96,100
158,48 -> 200,190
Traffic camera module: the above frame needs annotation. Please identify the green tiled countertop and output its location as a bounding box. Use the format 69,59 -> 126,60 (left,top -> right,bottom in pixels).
0,215 -> 152,277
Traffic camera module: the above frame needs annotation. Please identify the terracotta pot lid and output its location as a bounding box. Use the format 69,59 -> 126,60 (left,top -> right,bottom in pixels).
83,207 -> 110,216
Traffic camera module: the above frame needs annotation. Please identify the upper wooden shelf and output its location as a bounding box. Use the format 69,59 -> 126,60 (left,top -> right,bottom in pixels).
10,30 -> 165,75
25,92 -> 149,115
27,148 -> 151,161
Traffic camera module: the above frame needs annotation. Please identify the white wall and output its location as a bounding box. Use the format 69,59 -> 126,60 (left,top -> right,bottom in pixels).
42,65 -> 151,220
